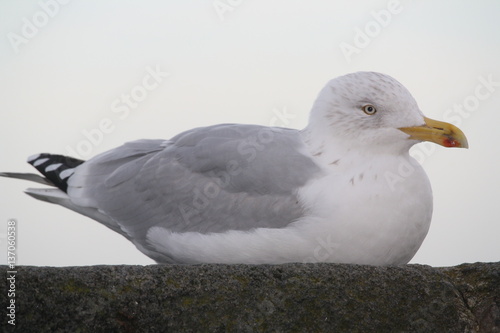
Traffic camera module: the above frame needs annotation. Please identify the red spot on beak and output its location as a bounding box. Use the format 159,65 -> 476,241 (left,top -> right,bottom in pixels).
443,137 -> 459,147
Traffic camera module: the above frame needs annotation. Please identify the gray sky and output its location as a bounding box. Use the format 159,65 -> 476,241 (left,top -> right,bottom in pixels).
1,0 -> 499,267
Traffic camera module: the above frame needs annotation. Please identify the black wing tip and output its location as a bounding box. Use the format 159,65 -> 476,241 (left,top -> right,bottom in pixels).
27,153 -> 85,192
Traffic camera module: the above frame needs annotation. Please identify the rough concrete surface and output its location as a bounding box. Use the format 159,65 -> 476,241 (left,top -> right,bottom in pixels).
1,262 -> 499,332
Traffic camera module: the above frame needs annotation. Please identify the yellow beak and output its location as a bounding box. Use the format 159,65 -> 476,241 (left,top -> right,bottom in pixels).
399,117 -> 469,148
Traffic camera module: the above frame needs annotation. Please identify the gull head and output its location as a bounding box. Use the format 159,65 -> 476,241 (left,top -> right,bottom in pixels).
306,72 -> 468,154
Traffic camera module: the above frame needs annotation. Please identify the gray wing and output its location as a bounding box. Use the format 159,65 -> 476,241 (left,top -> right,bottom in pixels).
68,124 -> 321,241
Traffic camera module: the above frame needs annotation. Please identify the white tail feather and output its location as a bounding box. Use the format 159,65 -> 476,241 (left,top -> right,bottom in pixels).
24,188 -> 130,240
24,188 -> 69,204
0,172 -> 53,186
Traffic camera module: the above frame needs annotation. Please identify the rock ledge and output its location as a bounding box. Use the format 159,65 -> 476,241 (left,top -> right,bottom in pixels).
2,262 -> 499,332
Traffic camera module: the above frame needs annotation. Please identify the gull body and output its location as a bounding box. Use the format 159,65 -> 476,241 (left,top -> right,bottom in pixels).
1,72 -> 468,265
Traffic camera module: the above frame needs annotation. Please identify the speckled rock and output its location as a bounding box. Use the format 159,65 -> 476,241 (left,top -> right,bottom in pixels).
2,262 -> 499,332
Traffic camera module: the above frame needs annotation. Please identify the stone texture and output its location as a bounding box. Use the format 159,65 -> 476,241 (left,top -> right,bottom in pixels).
2,262 -> 499,332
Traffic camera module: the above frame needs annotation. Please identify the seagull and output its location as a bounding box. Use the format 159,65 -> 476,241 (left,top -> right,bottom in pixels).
1,72 -> 468,265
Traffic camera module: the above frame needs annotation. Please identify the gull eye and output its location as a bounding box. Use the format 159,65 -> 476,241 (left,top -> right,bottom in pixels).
362,104 -> 377,115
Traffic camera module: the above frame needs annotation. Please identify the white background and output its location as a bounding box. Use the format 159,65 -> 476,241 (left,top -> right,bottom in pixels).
1,0 -> 499,267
